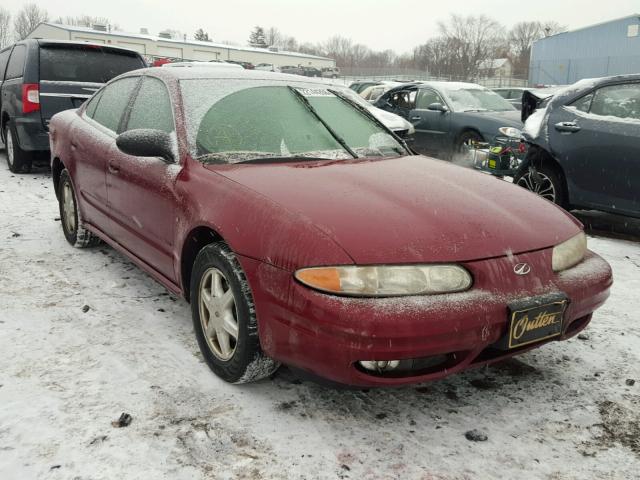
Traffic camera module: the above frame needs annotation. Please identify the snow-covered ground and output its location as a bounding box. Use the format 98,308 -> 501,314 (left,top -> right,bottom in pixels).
0,155 -> 638,480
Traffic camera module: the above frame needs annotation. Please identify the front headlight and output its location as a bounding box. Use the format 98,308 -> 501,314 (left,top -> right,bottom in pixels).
498,127 -> 522,138
294,264 -> 473,297
552,232 -> 587,272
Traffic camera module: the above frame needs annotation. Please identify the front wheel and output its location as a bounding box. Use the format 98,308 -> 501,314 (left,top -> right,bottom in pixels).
190,242 -> 279,383
514,165 -> 566,207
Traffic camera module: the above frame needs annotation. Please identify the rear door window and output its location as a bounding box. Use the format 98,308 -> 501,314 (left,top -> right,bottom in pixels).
92,77 -> 140,132
125,77 -> 175,133
0,48 -> 11,80
5,45 -> 26,80
589,83 -> 640,120
39,46 -> 145,83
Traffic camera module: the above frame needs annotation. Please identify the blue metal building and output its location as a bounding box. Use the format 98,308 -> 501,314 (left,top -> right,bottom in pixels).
529,14 -> 640,86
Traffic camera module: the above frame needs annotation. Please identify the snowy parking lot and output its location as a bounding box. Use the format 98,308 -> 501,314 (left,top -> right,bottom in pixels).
0,155 -> 639,480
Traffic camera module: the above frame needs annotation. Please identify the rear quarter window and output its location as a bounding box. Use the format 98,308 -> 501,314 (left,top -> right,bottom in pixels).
0,48 -> 11,80
5,45 -> 26,80
39,46 -> 145,83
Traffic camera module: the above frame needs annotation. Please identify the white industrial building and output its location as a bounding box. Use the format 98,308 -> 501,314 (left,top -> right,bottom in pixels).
27,22 -> 335,68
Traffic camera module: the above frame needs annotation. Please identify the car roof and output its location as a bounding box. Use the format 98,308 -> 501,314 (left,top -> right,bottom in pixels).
122,66 -> 336,85
27,38 -> 143,55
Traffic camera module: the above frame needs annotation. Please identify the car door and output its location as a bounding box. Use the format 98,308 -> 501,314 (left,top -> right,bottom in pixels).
106,76 -> 180,281
71,77 -> 140,230
409,88 -> 451,155
550,82 -> 640,215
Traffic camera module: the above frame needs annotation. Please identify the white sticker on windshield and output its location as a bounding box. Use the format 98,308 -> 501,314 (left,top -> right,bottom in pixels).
296,88 -> 333,97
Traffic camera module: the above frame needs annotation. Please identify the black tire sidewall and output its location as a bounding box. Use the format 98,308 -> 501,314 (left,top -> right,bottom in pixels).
5,124 -> 29,173
58,169 -> 80,245
190,243 -> 260,383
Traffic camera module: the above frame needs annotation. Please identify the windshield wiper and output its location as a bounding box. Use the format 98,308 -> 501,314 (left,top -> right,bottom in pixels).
287,86 -> 358,159
237,156 -> 333,164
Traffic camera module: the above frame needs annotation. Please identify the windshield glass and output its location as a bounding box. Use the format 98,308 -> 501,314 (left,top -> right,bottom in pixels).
444,87 -> 515,112
180,81 -> 405,164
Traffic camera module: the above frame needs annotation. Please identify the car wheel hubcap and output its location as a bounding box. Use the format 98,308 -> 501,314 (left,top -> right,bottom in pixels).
61,181 -> 77,234
199,268 -> 239,361
6,131 -> 14,166
517,170 -> 556,202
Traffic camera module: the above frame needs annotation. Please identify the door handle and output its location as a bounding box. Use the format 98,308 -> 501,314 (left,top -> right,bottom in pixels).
108,163 -> 120,174
554,122 -> 581,133
410,116 -> 422,121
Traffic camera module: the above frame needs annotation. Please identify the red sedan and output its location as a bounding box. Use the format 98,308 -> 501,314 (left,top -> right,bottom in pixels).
49,68 -> 613,386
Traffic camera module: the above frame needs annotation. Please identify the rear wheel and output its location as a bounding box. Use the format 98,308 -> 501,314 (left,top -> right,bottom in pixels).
191,242 -> 279,383
514,164 -> 566,207
58,169 -> 101,248
4,123 -> 32,173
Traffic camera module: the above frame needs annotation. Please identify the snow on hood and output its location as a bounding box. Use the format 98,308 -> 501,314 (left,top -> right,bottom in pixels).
368,107 -> 414,133
208,156 -> 581,264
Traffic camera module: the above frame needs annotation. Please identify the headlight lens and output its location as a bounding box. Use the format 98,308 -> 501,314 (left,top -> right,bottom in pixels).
552,232 -> 587,272
498,127 -> 522,138
294,264 -> 473,297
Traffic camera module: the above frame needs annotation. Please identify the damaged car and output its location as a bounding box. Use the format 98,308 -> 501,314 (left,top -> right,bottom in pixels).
516,74 -> 640,218
374,81 -> 523,158
49,68 -> 612,386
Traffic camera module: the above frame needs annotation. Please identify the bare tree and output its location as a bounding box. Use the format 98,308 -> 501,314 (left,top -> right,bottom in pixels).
540,21 -> 566,37
437,14 -> 505,80
13,3 -> 49,41
54,15 -> 120,30
0,7 -> 11,48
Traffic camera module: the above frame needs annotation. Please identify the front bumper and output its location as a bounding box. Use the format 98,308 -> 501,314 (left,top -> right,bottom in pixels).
240,249 -> 612,387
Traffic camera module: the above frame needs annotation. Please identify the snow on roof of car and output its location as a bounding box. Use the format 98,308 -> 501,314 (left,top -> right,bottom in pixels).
129,67 -> 335,84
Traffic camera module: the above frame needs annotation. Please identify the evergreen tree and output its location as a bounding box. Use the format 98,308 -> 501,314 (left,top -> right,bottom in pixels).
248,26 -> 267,48
194,28 -> 211,42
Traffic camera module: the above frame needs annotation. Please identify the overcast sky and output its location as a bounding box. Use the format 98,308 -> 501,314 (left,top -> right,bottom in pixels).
3,0 -> 639,52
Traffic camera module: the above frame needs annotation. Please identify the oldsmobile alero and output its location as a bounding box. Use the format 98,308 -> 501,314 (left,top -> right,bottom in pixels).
49,68 -> 613,386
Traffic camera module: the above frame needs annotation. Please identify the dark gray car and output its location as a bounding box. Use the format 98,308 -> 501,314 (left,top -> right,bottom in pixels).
0,39 -> 145,173
374,82 -> 522,157
516,74 -> 640,219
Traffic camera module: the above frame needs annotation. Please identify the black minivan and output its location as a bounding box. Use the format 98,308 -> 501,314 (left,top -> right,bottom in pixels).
0,39 -> 146,172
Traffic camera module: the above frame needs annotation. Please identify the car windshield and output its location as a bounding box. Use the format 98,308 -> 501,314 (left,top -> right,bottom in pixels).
180,80 -> 406,164
443,87 -> 515,112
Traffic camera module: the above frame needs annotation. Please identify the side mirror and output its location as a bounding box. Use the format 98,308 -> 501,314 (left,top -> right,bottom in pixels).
427,102 -> 448,113
116,129 -> 175,162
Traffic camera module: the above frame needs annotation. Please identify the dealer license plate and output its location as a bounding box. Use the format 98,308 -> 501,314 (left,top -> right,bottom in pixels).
492,293 -> 568,350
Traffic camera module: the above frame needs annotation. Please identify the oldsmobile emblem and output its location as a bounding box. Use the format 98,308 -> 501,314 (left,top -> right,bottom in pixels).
514,263 -> 531,275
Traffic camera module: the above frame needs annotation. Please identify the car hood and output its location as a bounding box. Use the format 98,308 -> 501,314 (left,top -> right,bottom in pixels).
208,156 -> 581,265
460,109 -> 523,127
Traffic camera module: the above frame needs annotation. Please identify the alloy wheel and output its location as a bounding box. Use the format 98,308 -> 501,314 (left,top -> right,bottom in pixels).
61,181 -> 77,234
6,129 -> 14,168
516,170 -> 557,202
199,267 -> 239,361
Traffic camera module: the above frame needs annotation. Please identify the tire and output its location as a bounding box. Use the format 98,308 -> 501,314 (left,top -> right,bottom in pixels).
4,123 -> 32,173
58,169 -> 101,248
514,163 -> 567,208
190,242 -> 279,384
455,130 -> 483,155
